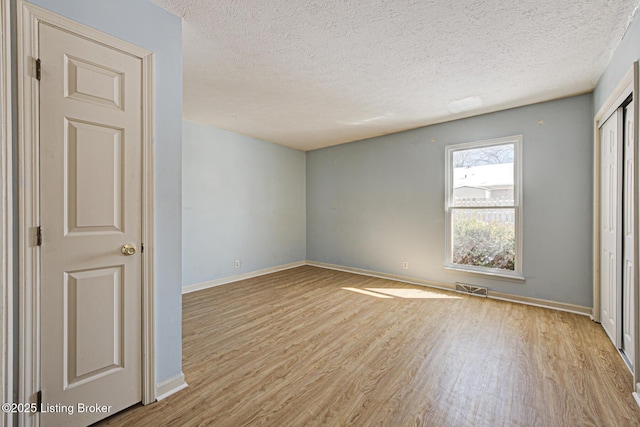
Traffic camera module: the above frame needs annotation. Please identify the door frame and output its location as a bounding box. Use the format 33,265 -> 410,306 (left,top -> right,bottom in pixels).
1,0 -> 13,425
16,2 -> 156,424
593,62 -> 640,401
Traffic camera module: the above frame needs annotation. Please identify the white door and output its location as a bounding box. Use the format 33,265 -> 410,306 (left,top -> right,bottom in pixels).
601,109 -> 622,345
623,102 -> 635,367
39,23 -> 143,426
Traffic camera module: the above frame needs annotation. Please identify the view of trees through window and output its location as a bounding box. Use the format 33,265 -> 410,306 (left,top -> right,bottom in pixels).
450,143 -> 516,271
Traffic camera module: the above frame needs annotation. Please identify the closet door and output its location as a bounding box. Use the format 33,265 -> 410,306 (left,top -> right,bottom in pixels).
600,109 -> 622,345
623,102 -> 635,367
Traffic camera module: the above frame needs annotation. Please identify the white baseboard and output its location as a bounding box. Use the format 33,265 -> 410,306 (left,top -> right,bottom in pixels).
155,372 -> 188,401
182,261 -> 306,294
489,291 -> 592,316
306,261 -> 592,317
633,391 -> 640,409
307,260 -> 457,292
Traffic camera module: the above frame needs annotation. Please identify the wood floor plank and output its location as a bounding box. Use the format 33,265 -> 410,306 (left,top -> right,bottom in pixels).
98,266 -> 640,426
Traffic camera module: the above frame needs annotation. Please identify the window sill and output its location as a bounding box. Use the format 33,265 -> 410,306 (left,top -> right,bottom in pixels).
443,265 -> 525,283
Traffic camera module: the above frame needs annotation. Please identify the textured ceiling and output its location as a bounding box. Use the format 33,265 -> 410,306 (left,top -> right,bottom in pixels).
152,0 -> 640,151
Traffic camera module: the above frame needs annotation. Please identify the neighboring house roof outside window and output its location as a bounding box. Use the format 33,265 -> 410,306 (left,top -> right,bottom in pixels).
453,163 -> 513,189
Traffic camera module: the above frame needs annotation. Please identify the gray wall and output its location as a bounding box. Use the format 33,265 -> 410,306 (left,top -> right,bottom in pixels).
595,10 -> 640,112
182,121 -> 306,287
28,0 -> 183,384
307,93 -> 594,307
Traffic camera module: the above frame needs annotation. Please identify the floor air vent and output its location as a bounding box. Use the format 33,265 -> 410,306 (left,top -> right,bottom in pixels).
455,282 -> 488,297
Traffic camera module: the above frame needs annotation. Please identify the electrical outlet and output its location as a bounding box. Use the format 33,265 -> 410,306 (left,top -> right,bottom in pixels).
402,261 -> 409,269
234,260 -> 241,268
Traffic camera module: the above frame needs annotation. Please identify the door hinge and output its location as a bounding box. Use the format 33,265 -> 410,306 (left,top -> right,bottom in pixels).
141,243 -> 144,254
36,226 -> 42,246
35,58 -> 41,81
36,390 -> 42,412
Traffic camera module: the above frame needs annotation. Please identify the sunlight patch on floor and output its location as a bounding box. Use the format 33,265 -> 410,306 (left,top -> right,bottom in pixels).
342,287 -> 393,298
342,287 -> 462,299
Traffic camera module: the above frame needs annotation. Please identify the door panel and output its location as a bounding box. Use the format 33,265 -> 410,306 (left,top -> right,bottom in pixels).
39,22 -> 142,427
66,119 -> 124,233
65,266 -> 124,387
600,110 -> 622,344
65,55 -> 124,109
623,102 -> 635,367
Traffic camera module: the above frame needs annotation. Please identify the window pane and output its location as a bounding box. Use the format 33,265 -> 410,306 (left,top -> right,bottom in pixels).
452,144 -> 514,207
451,208 -> 515,271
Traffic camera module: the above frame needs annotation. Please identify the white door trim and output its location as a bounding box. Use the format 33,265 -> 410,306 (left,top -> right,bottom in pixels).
593,62 -> 640,399
1,0 -> 13,425
17,3 -> 156,425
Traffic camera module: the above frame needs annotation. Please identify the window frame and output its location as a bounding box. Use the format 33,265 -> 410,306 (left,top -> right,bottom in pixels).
444,135 -> 524,280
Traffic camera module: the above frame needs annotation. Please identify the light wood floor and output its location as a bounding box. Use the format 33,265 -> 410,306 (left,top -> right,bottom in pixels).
100,266 -> 640,426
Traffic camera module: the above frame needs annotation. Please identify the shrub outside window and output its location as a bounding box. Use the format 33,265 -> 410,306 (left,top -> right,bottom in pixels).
445,135 -> 523,278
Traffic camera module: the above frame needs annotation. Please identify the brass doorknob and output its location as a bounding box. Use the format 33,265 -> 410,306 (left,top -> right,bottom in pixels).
121,244 -> 136,256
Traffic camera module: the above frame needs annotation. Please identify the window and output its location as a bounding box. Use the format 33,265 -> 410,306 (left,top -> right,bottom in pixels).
445,135 -> 523,279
